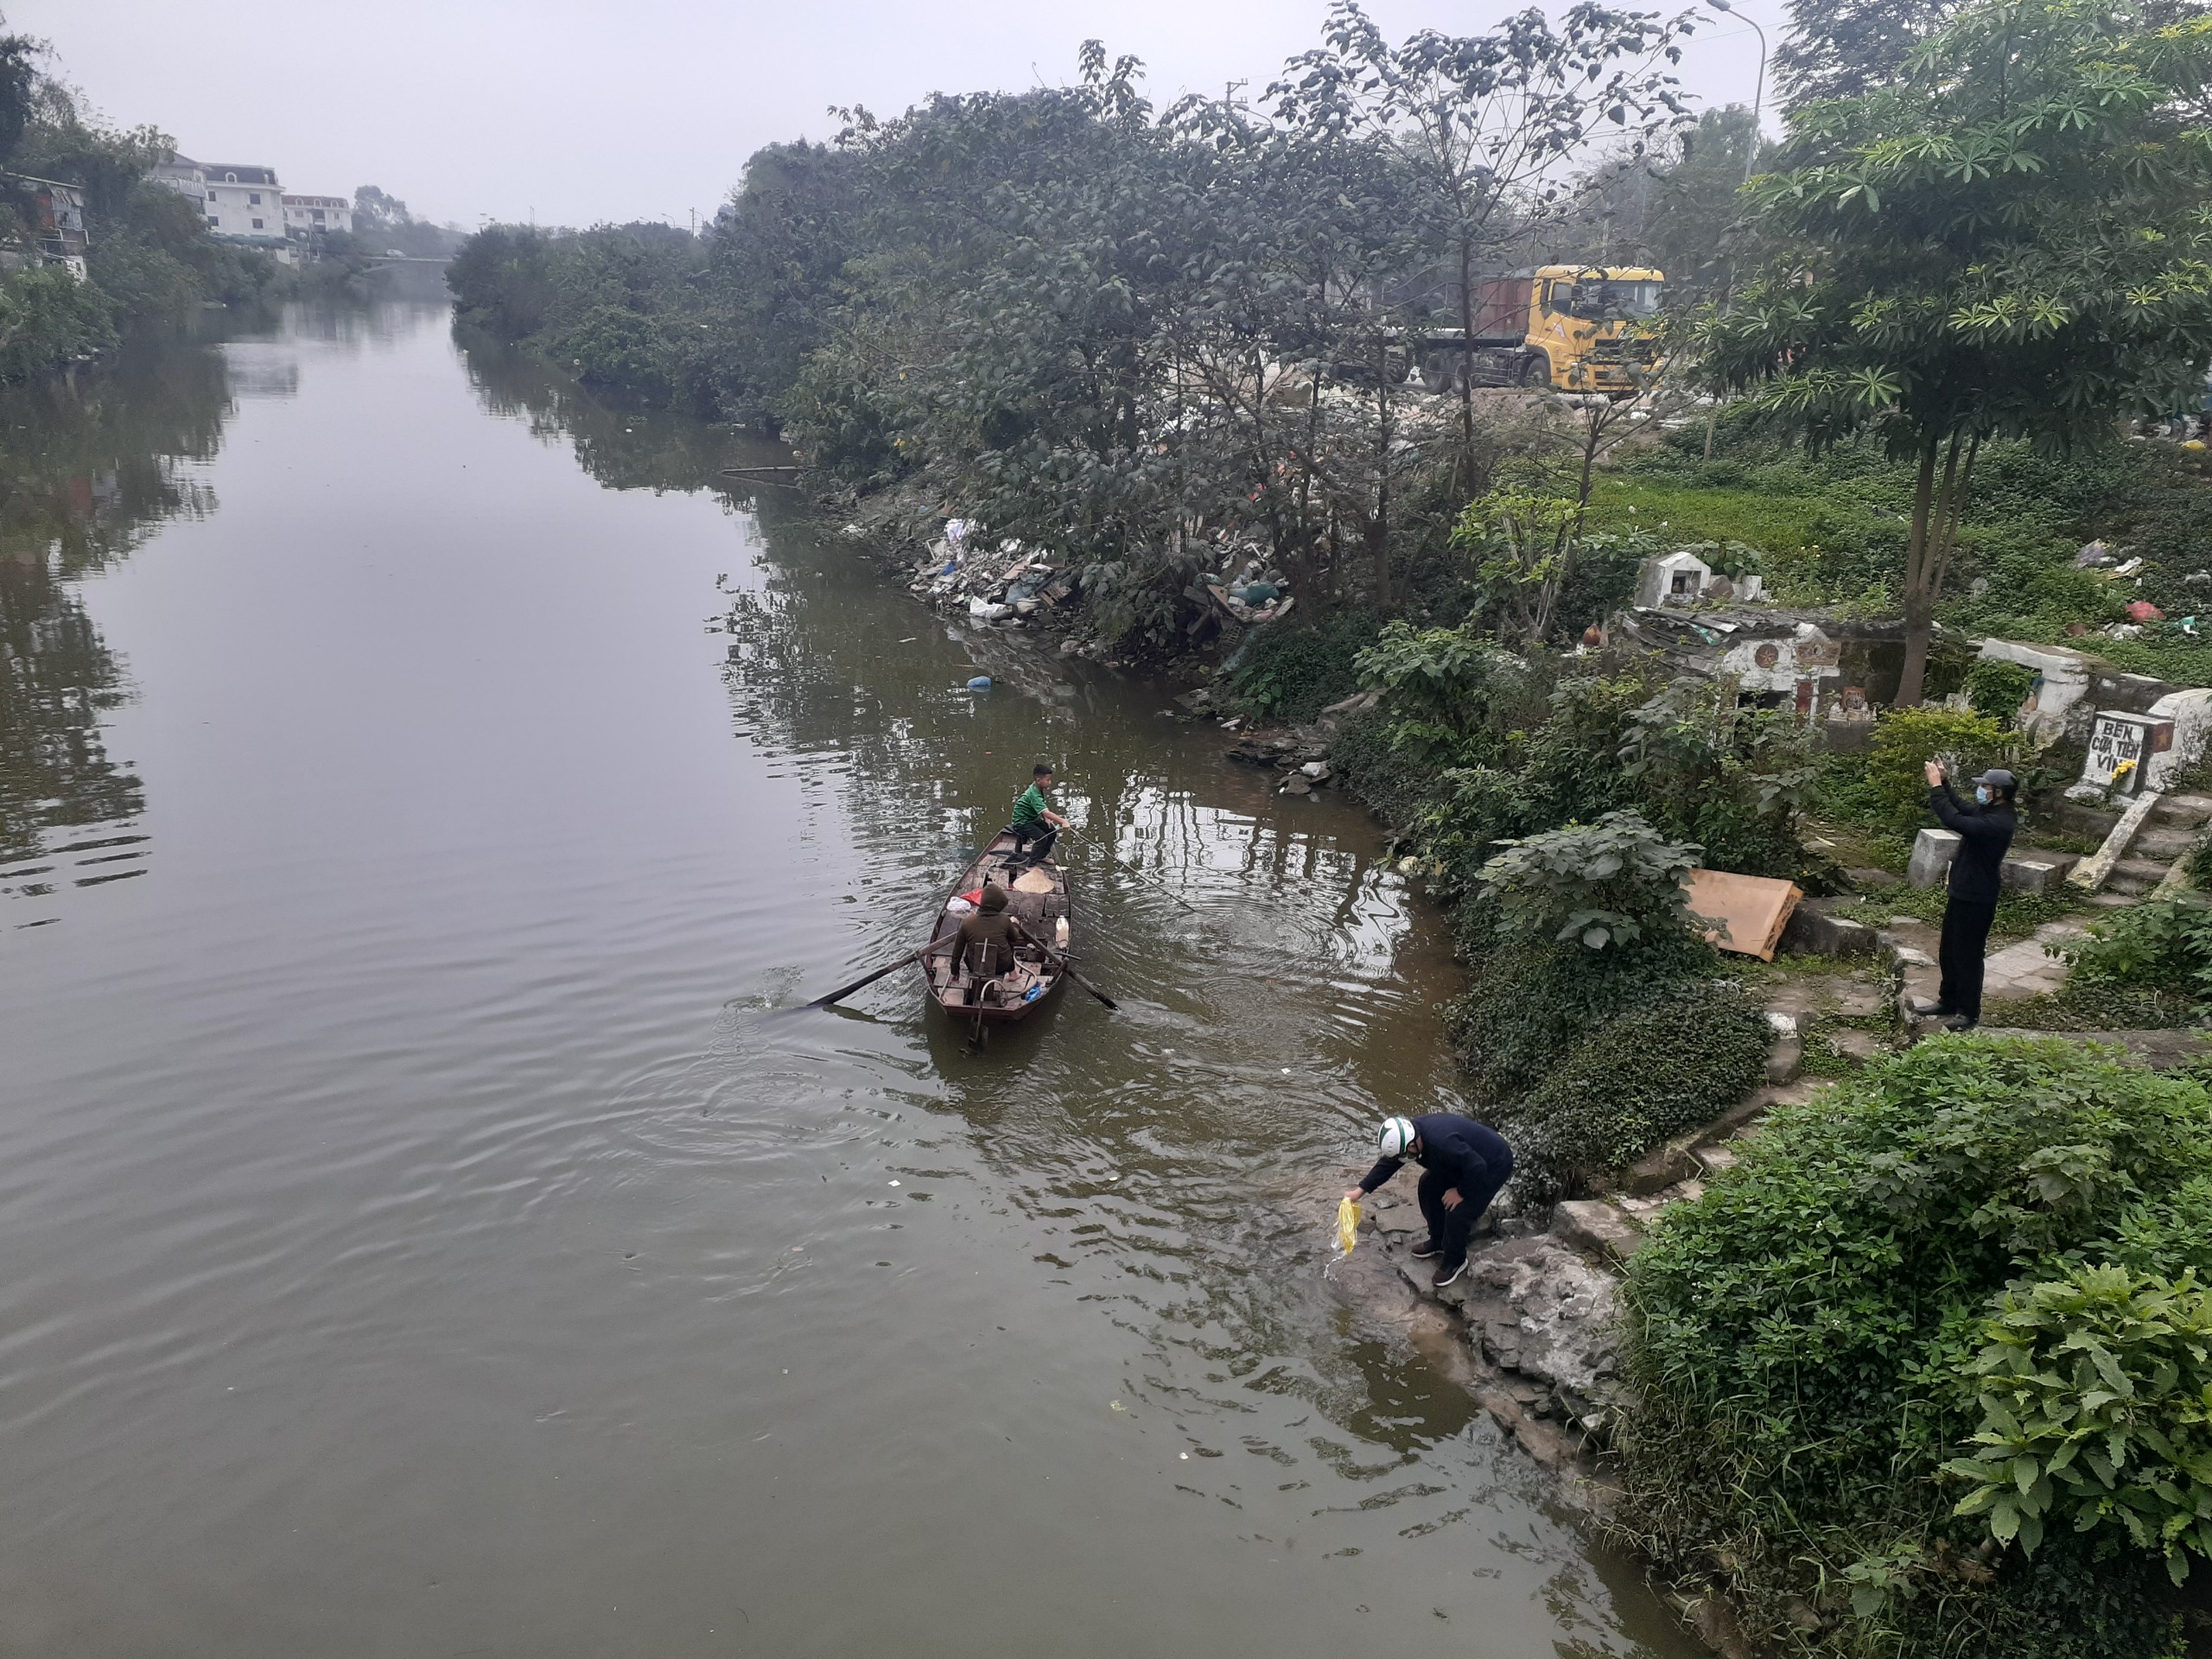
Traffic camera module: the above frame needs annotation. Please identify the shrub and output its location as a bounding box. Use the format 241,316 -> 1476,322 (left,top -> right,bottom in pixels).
1965,658 -> 2038,727
1944,1265 -> 2212,1586
1621,677 -> 1821,877
1221,610 -> 1383,722
1353,618 -> 1531,763
1866,707 -> 2018,828
1501,982 -> 1770,1186
1478,810 -> 1700,952
1451,931 -> 1713,1104
1617,1036 -> 2212,1657
2060,900 -> 2212,1006
1452,814 -> 1719,1103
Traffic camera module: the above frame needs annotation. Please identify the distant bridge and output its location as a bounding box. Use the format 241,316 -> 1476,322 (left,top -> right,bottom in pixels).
357,255 -> 453,276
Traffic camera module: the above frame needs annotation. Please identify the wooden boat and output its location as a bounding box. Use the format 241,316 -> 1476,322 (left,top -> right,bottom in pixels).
923,831 -> 1071,1026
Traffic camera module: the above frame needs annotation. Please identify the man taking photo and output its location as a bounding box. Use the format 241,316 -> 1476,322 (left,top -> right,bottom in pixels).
1910,759 -> 2018,1032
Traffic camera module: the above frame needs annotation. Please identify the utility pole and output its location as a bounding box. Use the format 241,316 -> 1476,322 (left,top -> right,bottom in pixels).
1704,0 -> 1768,186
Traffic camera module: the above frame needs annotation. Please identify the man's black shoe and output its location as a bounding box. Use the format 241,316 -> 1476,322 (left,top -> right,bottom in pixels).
1410,1239 -> 1442,1261
1942,1014 -> 1978,1032
1910,997 -> 1953,1017
1432,1260 -> 1469,1289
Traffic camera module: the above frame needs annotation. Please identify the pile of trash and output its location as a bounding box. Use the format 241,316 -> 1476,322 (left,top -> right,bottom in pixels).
1199,553 -> 1294,625
2071,541 -> 2200,639
906,518 -> 1077,629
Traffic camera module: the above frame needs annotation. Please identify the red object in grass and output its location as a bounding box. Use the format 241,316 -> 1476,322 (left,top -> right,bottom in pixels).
2129,600 -> 2166,622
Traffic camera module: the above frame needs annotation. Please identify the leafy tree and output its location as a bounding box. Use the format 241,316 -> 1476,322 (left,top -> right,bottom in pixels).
352,184 -> 410,232
1699,0 -> 2212,704
1776,0 -> 1960,107
0,14 -> 41,164
1273,0 -> 1696,481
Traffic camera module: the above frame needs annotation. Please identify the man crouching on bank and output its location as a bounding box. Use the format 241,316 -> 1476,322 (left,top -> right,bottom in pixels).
1344,1113 -> 1515,1289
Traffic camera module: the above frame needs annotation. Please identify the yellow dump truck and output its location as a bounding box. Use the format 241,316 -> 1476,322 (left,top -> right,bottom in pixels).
1415,265 -> 1664,396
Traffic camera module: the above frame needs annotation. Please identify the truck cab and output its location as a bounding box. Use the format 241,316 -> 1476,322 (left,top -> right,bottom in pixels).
1523,265 -> 1665,394
1414,264 -> 1666,396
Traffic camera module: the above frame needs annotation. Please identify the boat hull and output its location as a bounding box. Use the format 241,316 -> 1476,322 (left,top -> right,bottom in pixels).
923,831 -> 1071,1024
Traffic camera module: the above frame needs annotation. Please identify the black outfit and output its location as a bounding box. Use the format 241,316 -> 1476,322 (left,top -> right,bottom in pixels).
1009,824 -> 1058,864
1357,1113 -> 1515,1271
956,910 -> 1028,976
1927,783 -> 2018,1026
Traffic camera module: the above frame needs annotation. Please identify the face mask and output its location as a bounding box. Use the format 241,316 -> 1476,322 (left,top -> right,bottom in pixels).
1974,785 -> 1992,805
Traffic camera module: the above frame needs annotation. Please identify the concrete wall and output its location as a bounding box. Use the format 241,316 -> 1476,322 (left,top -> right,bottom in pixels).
2148,688 -> 2212,790
1974,639 -> 2096,743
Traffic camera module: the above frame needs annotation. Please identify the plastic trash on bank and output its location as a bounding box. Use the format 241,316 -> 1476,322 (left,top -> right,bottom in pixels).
1336,1197 -> 1361,1257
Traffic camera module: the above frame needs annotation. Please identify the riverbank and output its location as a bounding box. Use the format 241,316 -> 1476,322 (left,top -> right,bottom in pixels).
0,302 -> 1718,1659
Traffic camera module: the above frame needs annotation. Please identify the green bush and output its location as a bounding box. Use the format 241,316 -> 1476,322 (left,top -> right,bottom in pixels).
1451,932 -> 1713,1105
1617,1036 -> 2212,1657
1944,1265 -> 2212,1585
1965,658 -> 2038,726
1501,982 -> 1770,1185
1221,610 -> 1383,722
1866,708 -> 2018,828
1478,810 -> 1700,953
1352,618 -> 1531,763
1449,813 -> 1720,1107
2060,900 -> 2212,1006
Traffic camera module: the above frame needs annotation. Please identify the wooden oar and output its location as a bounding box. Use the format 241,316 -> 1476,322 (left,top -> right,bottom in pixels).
1033,942 -> 1117,1010
804,930 -> 957,1009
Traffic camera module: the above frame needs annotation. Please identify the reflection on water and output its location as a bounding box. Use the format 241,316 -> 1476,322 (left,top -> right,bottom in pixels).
0,302 -> 1701,1659
0,335 -> 228,892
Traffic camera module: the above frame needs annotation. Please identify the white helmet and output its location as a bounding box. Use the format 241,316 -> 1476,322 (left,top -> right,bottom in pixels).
1377,1116 -> 1417,1158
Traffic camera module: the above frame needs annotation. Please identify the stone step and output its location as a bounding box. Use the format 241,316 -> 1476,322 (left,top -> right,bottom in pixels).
2134,826 -> 2202,859
2113,855 -> 2172,881
2154,792 -> 2212,827
1551,1199 -> 1646,1264
2106,872 -> 2161,897
2087,890 -> 2139,907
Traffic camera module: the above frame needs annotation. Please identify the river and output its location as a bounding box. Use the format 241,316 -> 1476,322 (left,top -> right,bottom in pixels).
0,298 -> 1700,1658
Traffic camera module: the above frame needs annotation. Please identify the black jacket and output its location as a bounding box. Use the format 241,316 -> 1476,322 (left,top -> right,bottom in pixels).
1358,1113 -> 1512,1198
1929,784 -> 2018,905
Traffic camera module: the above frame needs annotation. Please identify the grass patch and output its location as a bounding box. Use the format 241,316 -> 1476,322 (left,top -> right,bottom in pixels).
1584,474 -> 1827,559
1986,981 -> 2202,1031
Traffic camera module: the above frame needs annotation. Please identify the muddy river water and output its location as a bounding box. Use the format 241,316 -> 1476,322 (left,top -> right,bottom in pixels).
0,298 -> 1701,1657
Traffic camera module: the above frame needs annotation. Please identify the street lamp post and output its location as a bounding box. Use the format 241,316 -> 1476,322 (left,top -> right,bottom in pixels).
1706,0 -> 1768,186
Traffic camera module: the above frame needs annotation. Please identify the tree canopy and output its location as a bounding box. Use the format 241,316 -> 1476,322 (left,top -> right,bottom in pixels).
1700,0 -> 2212,701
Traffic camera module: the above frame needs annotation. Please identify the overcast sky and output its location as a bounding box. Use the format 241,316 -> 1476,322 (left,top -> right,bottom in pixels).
18,0 -> 1777,229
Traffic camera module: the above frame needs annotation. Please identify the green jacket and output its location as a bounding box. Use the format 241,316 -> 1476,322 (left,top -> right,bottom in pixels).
1010,782 -> 1050,829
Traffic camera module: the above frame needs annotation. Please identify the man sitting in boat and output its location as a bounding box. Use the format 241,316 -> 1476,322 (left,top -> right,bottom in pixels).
956,884 -> 1034,977
1007,762 -> 1069,867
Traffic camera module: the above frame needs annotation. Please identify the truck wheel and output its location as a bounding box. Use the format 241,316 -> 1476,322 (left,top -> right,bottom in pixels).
1516,353 -> 1549,388
1418,353 -> 1451,393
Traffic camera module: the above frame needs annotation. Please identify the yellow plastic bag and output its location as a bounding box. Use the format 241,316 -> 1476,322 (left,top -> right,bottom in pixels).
1336,1196 -> 1362,1256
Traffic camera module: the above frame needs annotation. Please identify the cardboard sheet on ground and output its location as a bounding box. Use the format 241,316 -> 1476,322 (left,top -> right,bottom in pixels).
1684,868 -> 1803,962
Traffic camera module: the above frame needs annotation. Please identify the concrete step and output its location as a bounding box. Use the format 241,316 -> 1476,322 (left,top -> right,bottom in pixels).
2133,826 -> 2202,859
2113,855 -> 2172,882
2087,890 -> 2139,907
2153,792 -> 2212,827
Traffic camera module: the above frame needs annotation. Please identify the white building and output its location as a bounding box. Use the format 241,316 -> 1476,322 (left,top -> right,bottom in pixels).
147,153 -> 207,213
282,194 -> 354,238
150,156 -> 289,245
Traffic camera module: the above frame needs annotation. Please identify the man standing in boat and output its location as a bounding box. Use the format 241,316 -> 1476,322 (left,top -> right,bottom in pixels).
1344,1113 -> 1514,1289
1008,762 -> 1069,867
